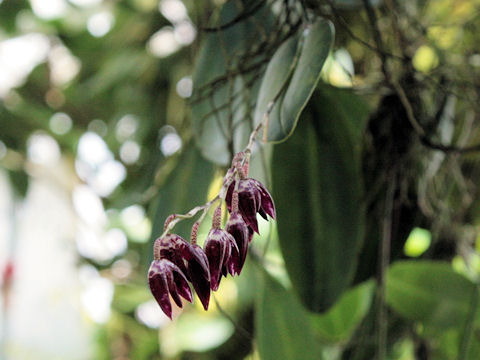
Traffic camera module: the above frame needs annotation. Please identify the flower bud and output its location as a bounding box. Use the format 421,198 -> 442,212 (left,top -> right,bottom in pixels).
225,213 -> 249,275
226,178 -> 276,233
148,259 -> 192,319
204,228 -> 238,290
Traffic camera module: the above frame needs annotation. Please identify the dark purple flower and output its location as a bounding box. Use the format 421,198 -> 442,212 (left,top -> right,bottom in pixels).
184,243 -> 211,310
225,213 -> 249,275
154,234 -> 190,277
153,234 -> 211,311
204,228 -> 238,290
226,179 -> 276,233
148,259 -> 193,319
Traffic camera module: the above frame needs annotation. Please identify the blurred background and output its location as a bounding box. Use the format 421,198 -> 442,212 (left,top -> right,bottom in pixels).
1,0 -> 480,359
0,0 -> 235,358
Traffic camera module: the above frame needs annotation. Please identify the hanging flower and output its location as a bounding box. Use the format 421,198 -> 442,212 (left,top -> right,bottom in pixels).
151,233 -> 211,313
148,259 -> 192,319
225,178 -> 276,233
225,212 -> 250,275
185,243 -> 211,310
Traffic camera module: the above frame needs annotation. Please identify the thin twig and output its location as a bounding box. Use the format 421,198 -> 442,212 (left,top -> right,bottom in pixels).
325,0 -> 405,61
161,196 -> 220,238
213,294 -> 253,340
202,0 -> 267,33
394,81 -> 480,154
459,284 -> 479,359
360,0 -> 480,155
361,0 -> 390,82
376,174 -> 396,360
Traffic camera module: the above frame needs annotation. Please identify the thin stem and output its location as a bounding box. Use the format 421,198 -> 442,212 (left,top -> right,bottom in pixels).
213,294 -> 253,340
202,0 -> 267,33
325,0 -> 405,62
362,0 -> 390,82
376,175 -> 396,360
459,284 -> 479,360
160,196 -> 219,238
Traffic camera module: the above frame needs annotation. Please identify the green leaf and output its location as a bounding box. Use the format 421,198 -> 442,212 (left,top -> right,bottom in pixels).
256,269 -> 323,360
279,19 -> 334,140
311,281 -> 375,343
147,144 -> 216,264
255,18 -> 334,142
191,0 -> 274,165
254,35 -> 298,139
272,88 -> 367,312
386,260 -> 477,329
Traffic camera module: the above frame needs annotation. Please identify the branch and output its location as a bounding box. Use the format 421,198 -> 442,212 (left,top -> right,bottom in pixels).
376,174 -> 396,360
202,0 -> 267,33
325,0 -> 405,62
393,80 -> 480,154
359,0 -> 480,155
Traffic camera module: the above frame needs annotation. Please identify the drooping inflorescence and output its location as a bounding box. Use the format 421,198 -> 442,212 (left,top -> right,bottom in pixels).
148,150 -> 275,319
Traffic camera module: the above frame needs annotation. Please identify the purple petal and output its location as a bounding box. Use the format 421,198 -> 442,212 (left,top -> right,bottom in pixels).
226,213 -> 249,275
156,234 -> 190,277
255,180 -> 276,219
187,259 -> 211,310
204,229 -> 227,291
248,227 -> 254,243
165,269 -> 183,308
238,189 -> 260,233
184,244 -> 210,310
226,234 -> 240,276
170,266 -> 193,304
148,260 -> 173,319
225,181 -> 235,213
258,208 -> 268,220
184,244 -> 210,281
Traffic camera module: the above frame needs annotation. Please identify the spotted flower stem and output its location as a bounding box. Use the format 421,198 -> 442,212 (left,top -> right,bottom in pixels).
231,182 -> 240,213
191,221 -> 200,244
153,236 -> 162,260
212,205 -> 222,229
163,214 -> 177,231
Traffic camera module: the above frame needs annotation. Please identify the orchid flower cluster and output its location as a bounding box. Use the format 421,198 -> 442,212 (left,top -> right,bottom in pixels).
148,150 -> 276,319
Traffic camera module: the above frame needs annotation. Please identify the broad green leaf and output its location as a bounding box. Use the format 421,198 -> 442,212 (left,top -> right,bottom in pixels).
310,281 -> 375,343
191,0 -> 274,165
386,260 -> 478,329
256,269 -> 323,360
272,88 -> 367,312
255,19 -> 334,142
278,19 -> 334,140
254,35 -> 298,138
147,144 -> 216,264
